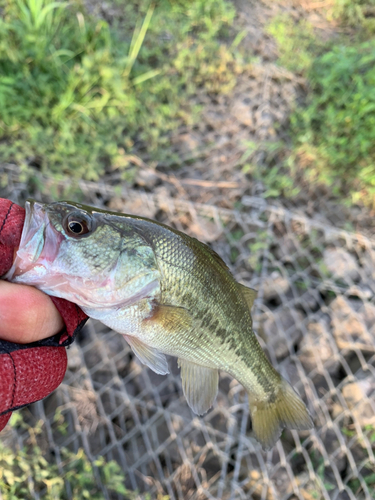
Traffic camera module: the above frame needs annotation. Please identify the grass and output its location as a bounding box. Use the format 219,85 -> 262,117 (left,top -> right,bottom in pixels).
290,40 -> 375,207
0,0 -> 241,191
0,414 -> 132,500
260,9 -> 375,209
2,0 -> 375,209
265,14 -> 316,74
327,0 -> 375,36
241,141 -> 300,199
4,3 -> 375,498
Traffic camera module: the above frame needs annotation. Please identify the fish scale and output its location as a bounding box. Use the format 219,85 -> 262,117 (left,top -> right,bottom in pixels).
149,223 -> 257,360
6,199 -> 313,450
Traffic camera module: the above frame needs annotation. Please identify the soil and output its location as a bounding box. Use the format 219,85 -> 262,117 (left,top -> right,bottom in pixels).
129,0 -> 375,237
2,2 -> 375,500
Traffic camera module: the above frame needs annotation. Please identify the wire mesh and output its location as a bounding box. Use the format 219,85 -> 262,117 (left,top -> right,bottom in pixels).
1,177 -> 375,500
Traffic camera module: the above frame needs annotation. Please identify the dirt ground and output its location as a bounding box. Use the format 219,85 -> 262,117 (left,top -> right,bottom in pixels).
1,1 -> 375,500
125,0 -> 375,237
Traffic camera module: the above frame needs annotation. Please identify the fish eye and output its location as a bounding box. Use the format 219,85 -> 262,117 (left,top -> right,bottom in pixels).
68,221 -> 86,234
63,212 -> 92,238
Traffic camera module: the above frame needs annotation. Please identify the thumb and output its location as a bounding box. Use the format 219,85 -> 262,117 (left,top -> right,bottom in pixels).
0,281 -> 64,343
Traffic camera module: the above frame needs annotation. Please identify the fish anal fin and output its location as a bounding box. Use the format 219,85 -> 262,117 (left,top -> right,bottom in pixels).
250,377 -> 313,450
178,359 -> 218,415
238,284 -> 257,310
144,304 -> 193,332
124,335 -> 169,375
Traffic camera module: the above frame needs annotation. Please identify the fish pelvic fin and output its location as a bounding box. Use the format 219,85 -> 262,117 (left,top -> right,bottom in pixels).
124,335 -> 169,375
178,359 -> 219,415
250,377 -> 313,451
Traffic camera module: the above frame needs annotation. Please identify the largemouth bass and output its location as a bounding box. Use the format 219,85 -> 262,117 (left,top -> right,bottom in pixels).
5,200 -> 313,449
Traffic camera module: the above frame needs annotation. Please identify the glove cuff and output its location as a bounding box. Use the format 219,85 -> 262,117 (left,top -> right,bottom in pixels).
0,346 -> 67,417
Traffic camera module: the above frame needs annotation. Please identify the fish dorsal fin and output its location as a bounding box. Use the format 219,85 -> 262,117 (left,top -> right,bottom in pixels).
203,244 -> 230,273
144,304 -> 193,332
124,335 -> 169,375
238,284 -> 257,310
178,359 -> 219,415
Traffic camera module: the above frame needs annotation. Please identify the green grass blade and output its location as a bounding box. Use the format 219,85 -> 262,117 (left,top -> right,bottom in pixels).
33,2 -> 68,30
124,3 -> 155,78
15,0 -> 33,29
132,68 -> 160,86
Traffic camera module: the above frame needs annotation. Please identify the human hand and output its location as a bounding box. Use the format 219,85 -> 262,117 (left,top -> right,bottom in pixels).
0,281 -> 64,343
0,199 -> 88,431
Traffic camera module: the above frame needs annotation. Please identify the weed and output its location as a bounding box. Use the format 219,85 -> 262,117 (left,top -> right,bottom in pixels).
0,413 -> 133,499
342,426 -> 356,439
327,0 -> 375,36
308,451 -> 337,497
348,463 -> 375,498
290,40 -> 375,207
0,0 -> 240,192
364,424 -> 375,443
248,229 -> 268,271
265,14 -> 316,73
342,426 -> 375,497
228,228 -> 245,242
265,11 -> 375,209
294,279 -> 309,291
230,247 -> 239,264
241,141 -> 299,199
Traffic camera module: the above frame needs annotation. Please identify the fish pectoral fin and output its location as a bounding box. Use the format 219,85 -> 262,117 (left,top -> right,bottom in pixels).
238,284 -> 257,310
124,335 -> 169,375
178,359 -> 218,415
144,304 -> 193,333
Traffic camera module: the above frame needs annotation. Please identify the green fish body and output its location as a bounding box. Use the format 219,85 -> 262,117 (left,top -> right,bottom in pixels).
6,200 -> 313,449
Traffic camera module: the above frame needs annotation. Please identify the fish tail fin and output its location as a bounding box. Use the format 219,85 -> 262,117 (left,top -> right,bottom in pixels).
249,377 -> 313,451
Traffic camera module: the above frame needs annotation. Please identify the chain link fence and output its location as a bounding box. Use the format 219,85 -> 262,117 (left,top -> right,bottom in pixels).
1,173 -> 375,499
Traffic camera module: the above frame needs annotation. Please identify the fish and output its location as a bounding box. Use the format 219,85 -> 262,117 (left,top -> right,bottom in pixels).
5,200 -> 313,449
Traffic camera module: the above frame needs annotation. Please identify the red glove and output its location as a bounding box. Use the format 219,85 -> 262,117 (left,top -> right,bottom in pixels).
0,199 -> 88,431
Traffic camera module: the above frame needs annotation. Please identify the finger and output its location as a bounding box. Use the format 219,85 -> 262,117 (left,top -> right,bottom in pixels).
0,281 -> 64,343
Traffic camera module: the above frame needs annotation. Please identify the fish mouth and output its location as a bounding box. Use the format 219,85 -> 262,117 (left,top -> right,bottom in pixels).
4,199 -> 63,281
